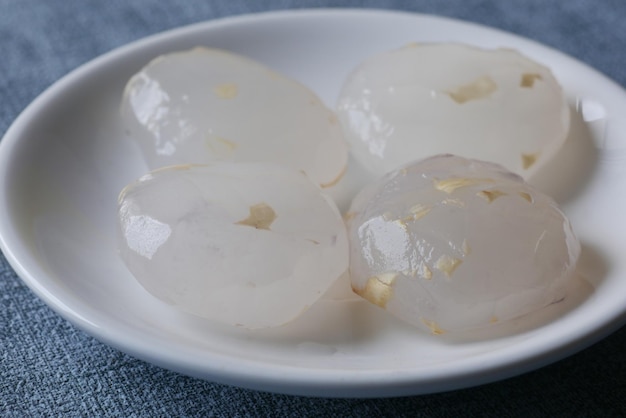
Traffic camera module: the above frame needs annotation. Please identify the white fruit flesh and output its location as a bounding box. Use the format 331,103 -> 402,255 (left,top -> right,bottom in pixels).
121,47 -> 348,188
347,155 -> 580,333
117,162 -> 349,328
337,43 -> 570,178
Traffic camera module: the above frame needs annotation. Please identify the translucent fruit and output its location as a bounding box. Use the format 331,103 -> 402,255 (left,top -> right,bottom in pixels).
121,47 -> 348,188
347,155 -> 580,334
117,162 -> 349,328
336,43 -> 570,178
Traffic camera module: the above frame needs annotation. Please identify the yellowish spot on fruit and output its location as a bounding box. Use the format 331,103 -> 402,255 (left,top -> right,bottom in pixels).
354,272 -> 398,308
410,204 -> 432,220
320,163 -> 347,189
216,136 -> 237,149
421,318 -> 446,335
421,263 -> 433,280
490,315 -> 499,324
393,219 -> 409,231
447,75 -> 498,104
206,135 -> 238,155
294,304 -> 311,320
435,254 -> 463,277
521,153 -> 539,170
477,189 -> 506,203
520,73 -> 542,88
343,211 -> 357,222
235,202 -> 277,230
519,191 -> 533,203
402,269 -> 419,278
434,177 -> 495,194
214,83 -> 239,99
397,204 -> 432,225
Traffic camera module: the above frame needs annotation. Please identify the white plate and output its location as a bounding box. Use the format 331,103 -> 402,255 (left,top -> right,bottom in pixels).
1,9 -> 626,398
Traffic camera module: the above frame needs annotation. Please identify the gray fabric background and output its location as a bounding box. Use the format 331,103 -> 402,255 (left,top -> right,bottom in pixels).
1,0 -> 625,416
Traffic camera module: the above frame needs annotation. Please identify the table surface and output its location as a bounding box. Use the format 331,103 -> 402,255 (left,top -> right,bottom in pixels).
1,0 -> 625,416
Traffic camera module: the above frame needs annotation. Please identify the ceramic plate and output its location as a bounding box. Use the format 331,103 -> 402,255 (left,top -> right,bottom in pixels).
1,9 -> 626,398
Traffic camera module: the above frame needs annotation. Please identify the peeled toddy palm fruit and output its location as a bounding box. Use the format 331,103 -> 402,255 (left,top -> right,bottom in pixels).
121,47 -> 348,188
117,162 -> 349,328
347,155 -> 580,334
337,43 -> 570,178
